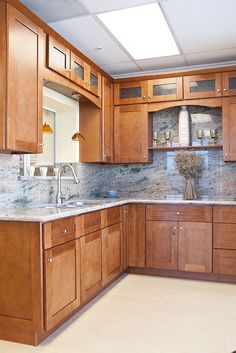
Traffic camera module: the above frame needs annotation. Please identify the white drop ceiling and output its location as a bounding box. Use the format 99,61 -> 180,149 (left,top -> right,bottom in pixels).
20,0 -> 236,78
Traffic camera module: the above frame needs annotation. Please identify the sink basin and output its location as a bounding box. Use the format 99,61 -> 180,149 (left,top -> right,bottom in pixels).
39,199 -> 106,209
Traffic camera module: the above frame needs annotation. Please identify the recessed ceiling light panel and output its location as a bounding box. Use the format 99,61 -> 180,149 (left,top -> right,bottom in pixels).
98,3 -> 180,60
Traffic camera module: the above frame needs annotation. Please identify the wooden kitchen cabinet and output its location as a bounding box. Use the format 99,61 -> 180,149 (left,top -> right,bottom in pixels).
178,222 -> 212,273
114,81 -> 148,105
127,204 -> 146,268
146,221 -> 178,270
114,104 -> 151,163
80,230 -> 103,303
79,77 -> 113,163
222,71 -> 236,96
0,2 -> 43,153
147,77 -> 183,103
44,239 -> 81,331
102,223 -> 122,285
222,97 -> 236,161
47,36 -> 101,97
183,73 -> 222,99
146,205 -> 213,273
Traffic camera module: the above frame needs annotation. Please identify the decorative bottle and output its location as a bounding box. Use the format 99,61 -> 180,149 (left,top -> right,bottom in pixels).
178,106 -> 190,147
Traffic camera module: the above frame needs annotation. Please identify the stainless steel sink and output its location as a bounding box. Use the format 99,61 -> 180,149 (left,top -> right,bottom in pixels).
39,199 -> 107,209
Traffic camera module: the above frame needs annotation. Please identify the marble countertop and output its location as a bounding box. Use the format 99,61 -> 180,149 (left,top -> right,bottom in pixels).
1,196 -> 236,222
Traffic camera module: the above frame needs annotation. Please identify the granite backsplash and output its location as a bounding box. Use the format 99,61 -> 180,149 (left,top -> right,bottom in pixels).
1,106 -> 236,208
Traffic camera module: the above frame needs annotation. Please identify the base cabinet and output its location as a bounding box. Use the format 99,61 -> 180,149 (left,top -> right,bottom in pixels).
44,239 -> 81,331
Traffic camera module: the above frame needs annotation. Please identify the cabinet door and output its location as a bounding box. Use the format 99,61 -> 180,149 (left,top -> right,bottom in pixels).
222,97 -> 236,161
213,249 -> 236,276
84,64 -> 101,97
178,222 -> 212,273
114,81 -> 148,105
127,204 -> 146,268
80,231 -> 103,303
146,221 -> 178,270
102,77 -> 114,163
6,4 -> 43,153
47,36 -> 71,79
148,77 -> 183,102
222,71 -> 236,97
44,239 -> 80,331
71,53 -> 86,88
114,104 -> 150,163
184,73 -> 221,99
102,223 -> 122,285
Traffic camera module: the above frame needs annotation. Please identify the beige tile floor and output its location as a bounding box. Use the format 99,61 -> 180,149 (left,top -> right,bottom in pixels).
1,274 -> 236,353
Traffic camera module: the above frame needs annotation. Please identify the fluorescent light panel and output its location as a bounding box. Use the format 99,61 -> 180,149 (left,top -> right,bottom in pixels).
98,3 -> 180,60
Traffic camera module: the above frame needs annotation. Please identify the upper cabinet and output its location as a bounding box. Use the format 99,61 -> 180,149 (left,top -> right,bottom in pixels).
222,96 -> 236,161
114,81 -> 148,105
114,104 -> 151,163
148,77 -> 183,102
47,35 -> 101,97
47,36 -> 71,79
183,73 -> 222,99
222,71 -> 236,97
0,1 -> 43,153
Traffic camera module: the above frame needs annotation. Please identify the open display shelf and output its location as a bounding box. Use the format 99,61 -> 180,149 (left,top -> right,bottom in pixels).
149,144 -> 223,152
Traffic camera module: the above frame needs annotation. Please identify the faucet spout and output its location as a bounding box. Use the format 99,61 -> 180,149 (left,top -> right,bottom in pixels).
56,164 -> 79,205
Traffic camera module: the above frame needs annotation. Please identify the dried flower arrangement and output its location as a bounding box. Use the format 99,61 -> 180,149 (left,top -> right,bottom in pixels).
175,151 -> 203,199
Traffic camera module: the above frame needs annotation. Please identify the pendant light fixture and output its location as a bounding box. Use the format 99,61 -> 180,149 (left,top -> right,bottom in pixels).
71,132 -> 85,141
42,122 -> 53,134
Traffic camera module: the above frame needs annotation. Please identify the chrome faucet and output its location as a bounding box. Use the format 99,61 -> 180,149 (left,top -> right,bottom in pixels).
56,164 -> 79,204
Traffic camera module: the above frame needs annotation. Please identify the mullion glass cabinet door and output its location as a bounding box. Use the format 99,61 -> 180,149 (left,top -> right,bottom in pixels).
148,77 -> 183,102
71,53 -> 85,88
114,81 -> 148,105
47,36 -> 71,79
184,73 -> 222,99
222,71 -> 236,96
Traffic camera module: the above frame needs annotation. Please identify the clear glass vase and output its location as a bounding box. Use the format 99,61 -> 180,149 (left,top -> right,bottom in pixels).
184,179 -> 197,200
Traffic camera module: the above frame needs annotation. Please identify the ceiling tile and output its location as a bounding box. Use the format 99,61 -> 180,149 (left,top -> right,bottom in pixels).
49,16 -> 132,65
20,0 -> 89,22
101,62 -> 141,75
162,0 -> 236,54
185,48 -> 236,66
78,0 -> 156,13
136,55 -> 186,70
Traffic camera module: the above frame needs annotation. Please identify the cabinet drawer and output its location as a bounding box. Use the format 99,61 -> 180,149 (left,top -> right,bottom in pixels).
213,223 -> 236,249
213,206 -> 236,223
146,204 -> 212,222
43,217 -> 76,249
101,206 -> 121,228
75,210 -> 101,237
213,249 -> 236,276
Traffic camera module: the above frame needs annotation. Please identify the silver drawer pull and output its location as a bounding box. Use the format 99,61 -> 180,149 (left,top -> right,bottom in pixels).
48,258 -> 53,262
176,212 -> 180,215
63,229 -> 67,234
180,226 -> 183,230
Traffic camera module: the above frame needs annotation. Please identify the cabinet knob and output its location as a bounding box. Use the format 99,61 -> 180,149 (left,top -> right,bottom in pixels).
143,155 -> 146,159
223,88 -> 227,91
67,69 -> 72,72
63,229 -> 67,234
47,258 -> 53,262
148,96 -> 151,99
180,226 -> 183,230
143,96 -> 146,99
39,143 -> 44,146
176,211 -> 180,215
173,226 -> 177,230
216,89 -> 221,92
225,153 -> 228,157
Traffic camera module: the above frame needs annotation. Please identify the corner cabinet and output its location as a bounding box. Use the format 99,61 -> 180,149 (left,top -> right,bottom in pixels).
0,2 -> 43,153
114,104 -> 151,163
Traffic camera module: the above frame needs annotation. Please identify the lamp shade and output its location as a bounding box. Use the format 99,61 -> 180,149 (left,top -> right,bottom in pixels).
71,132 -> 85,141
42,123 -> 53,134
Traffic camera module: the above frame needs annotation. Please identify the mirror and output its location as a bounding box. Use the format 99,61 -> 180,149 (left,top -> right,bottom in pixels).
22,87 -> 81,177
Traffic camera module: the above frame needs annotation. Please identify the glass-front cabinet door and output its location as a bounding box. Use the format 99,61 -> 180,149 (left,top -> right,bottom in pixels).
222,71 -> 236,97
184,73 -> 222,99
71,53 -> 86,88
148,77 -> 183,102
83,65 -> 101,97
47,36 -> 71,79
114,81 -> 148,105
